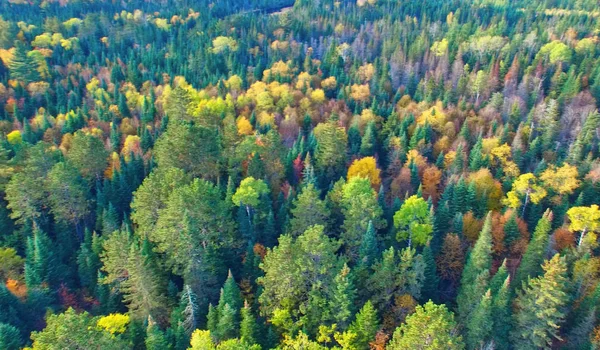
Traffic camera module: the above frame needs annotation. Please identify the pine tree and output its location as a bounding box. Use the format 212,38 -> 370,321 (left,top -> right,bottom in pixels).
145,318 -> 169,350
457,213 -> 492,325
330,263 -> 356,330
421,242 -> 439,302
77,229 -> 101,292
503,211 -> 520,249
289,183 -> 329,237
466,289 -> 493,349
24,228 -> 55,289
0,323 -> 21,350
513,211 -> 552,291
240,301 -> 259,346
512,254 -> 569,349
348,301 -> 379,349
469,136 -> 485,171
492,277 -> 512,350
207,303 -> 219,336
216,303 -> 238,341
180,284 -> 199,336
9,41 -> 40,84
388,301 -> 463,350
358,220 -> 378,269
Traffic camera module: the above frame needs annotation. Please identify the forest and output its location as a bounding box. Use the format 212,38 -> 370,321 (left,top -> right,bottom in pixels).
0,0 -> 599,348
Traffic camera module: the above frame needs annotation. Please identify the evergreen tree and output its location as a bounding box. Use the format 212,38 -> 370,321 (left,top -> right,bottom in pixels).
240,301 -> 259,346
329,263 -> 356,330
0,323 -> 21,350
180,284 -> 199,336
9,41 -> 40,84
513,211 -> 552,290
388,301 -> 464,350
466,289 -> 493,350
145,318 -> 169,350
421,243 -> 440,302
348,301 -> 379,349
512,254 -> 569,349
492,277 -> 512,350
457,213 -> 492,325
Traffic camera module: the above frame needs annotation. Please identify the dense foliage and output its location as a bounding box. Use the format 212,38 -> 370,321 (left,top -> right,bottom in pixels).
0,0 -> 599,348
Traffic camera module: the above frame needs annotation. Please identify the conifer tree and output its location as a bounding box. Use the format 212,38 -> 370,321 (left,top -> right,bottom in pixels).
145,318 -> 169,350
512,254 -> 569,349
388,301 -> 463,350
492,277 -> 512,350
513,211 -> 552,290
457,212 -> 492,325
329,263 -> 356,330
348,301 -> 379,349
240,301 -> 259,346
466,289 -> 493,349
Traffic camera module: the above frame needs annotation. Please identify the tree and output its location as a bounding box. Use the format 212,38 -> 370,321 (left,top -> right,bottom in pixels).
232,177 -> 269,219
240,301 -> 259,346
180,284 -> 200,336
341,177 -> 385,260
504,173 -> 547,216
465,289 -> 493,349
67,131 -> 109,181
330,263 -> 356,330
512,254 -> 569,349
154,121 -> 221,180
313,122 -> 348,182
457,213 -> 492,325
348,301 -> 379,349
30,308 -> 127,350
492,277 -> 512,350
567,205 -> 600,247
9,41 -> 40,84
347,157 -> 381,188
0,248 -> 24,282
513,211 -> 552,290
131,167 -> 189,237
367,247 -> 425,311
394,195 -> 433,247
146,318 -> 169,350
46,162 -> 89,236
539,164 -> 580,197
387,301 -> 464,350
0,323 -> 21,350
24,228 -> 56,289
288,183 -> 329,237
152,179 -> 233,274
258,225 -> 342,333
536,40 -> 572,64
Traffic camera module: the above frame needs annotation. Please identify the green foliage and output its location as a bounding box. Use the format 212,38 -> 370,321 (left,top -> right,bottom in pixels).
388,301 -> 464,350
393,195 -> 433,247
30,308 -> 127,350
512,254 -> 569,349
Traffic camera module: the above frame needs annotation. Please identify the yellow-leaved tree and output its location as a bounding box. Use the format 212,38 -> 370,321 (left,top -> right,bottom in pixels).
347,156 -> 381,188
567,205 -> 600,247
539,164 -> 580,198
503,173 -> 547,216
96,313 -> 130,335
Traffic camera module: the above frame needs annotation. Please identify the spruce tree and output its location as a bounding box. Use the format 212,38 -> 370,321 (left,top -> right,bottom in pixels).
492,277 -> 512,350
145,319 -> 169,350
348,301 -> 379,349
513,211 -> 552,291
512,254 -> 569,349
466,289 -> 493,350
329,263 -> 356,330
240,301 -> 259,346
457,213 -> 492,325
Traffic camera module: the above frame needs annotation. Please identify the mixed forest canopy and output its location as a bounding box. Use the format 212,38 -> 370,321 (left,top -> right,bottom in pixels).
0,0 -> 600,348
